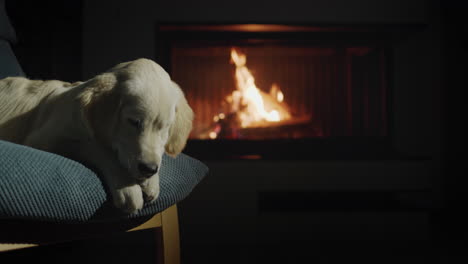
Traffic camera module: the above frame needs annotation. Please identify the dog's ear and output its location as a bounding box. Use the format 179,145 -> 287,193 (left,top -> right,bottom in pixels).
76,73 -> 118,140
165,81 -> 194,157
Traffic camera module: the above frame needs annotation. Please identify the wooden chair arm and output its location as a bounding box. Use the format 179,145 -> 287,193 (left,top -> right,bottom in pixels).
0,205 -> 180,264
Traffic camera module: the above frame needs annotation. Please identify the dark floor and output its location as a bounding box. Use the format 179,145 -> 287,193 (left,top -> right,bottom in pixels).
0,230 -> 157,263
1,230 -> 465,264
181,239 -> 463,264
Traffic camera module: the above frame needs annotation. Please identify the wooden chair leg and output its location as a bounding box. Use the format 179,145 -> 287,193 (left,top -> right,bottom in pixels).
161,205 -> 180,264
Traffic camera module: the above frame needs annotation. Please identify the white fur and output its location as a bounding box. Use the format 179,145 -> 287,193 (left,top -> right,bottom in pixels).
0,58 -> 194,214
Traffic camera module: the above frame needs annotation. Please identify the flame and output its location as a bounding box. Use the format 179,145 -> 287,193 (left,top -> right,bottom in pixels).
209,131 -> 217,139
270,83 -> 284,103
277,91 -> 284,102
230,48 -> 287,127
208,48 -> 292,139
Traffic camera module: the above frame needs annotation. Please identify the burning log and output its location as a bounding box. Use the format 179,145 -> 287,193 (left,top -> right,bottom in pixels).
207,48 -> 308,139
239,115 -> 314,139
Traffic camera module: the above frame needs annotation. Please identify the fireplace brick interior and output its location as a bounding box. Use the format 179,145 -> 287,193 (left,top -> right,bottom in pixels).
164,25 -> 388,142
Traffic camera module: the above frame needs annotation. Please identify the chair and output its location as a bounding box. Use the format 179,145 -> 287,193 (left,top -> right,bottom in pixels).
0,2 -> 207,263
0,205 -> 180,263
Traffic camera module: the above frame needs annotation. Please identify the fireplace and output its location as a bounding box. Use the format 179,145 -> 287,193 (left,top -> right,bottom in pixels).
155,24 -> 412,159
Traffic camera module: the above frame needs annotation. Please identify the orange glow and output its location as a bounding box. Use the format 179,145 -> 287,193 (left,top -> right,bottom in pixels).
270,83 -> 284,103
277,91 -> 284,102
229,48 -> 291,127
208,48 -> 293,139
209,131 -> 217,139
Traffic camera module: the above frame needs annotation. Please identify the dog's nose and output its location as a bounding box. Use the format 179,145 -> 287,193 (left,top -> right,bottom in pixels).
138,162 -> 158,178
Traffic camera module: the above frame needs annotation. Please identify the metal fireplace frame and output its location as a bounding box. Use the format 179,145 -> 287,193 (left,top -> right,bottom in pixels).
154,23 -> 425,160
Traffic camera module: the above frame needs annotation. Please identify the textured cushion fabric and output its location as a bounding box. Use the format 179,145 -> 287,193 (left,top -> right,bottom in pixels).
0,140 -> 208,223
0,40 -> 24,79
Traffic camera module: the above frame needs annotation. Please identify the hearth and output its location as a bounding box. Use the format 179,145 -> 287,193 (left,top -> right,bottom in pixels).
155,23 -> 415,159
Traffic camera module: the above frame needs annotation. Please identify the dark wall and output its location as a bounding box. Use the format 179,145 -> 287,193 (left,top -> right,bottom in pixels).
4,0 -> 454,262
82,0 -> 439,156
440,1 -> 467,250
6,0 -> 83,82
82,0 -> 428,78
79,1 -> 443,261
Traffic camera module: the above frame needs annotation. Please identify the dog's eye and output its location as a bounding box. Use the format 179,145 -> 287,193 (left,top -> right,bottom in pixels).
127,118 -> 142,130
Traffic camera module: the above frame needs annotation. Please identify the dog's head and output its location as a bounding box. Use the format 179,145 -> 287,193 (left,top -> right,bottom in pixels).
78,58 -> 193,181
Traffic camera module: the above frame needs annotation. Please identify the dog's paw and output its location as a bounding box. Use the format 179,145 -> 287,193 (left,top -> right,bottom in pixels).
112,184 -> 144,214
140,175 -> 160,203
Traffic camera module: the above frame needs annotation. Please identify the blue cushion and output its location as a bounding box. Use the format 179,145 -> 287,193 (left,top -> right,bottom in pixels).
0,40 -> 24,79
0,140 -> 207,222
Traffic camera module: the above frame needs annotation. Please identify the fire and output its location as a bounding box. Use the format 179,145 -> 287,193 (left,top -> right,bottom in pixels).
277,91 -> 284,102
208,48 -> 292,139
229,48 -> 290,127
209,131 -> 217,139
270,83 -> 284,102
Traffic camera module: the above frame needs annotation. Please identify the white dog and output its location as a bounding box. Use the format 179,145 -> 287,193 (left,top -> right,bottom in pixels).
0,58 -> 193,213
